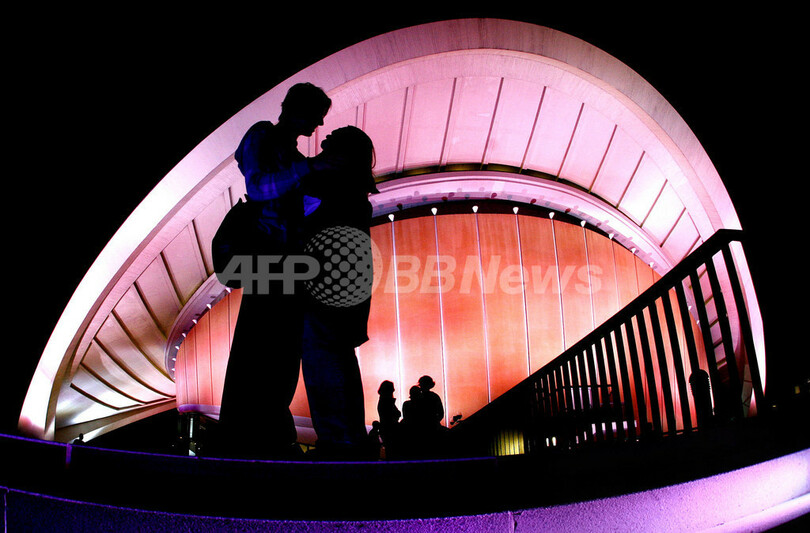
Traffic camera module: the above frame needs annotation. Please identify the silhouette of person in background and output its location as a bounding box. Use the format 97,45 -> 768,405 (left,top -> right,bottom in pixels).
376,380 -> 401,456
398,385 -> 425,456
216,83 -> 338,460
401,385 -> 423,427
398,377 -> 446,458
299,126 -> 379,460
418,375 -> 444,429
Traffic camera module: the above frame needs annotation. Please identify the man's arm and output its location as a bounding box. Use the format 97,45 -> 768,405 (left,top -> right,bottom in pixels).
236,124 -> 313,201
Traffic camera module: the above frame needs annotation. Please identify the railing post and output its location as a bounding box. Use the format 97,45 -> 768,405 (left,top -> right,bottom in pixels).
704,256 -> 745,420
660,289 -> 693,433
674,279 -> 713,429
635,311 -> 663,435
584,344 -> 605,442
648,301 -> 678,435
689,269 -> 728,423
602,333 -> 626,440
569,351 -> 587,445
612,327 -> 637,440
624,321 -> 650,438
592,340 -> 613,441
720,243 -> 767,414
560,356 -> 578,448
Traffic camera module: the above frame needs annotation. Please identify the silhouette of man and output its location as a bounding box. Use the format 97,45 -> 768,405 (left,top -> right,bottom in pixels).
418,375 -> 444,428
217,82 -> 336,459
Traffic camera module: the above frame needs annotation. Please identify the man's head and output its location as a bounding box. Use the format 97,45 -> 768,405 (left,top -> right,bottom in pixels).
418,375 -> 435,390
279,82 -> 332,137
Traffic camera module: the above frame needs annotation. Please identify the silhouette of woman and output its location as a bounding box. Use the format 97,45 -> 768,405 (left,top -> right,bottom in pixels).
376,380 -> 401,455
299,126 -> 378,459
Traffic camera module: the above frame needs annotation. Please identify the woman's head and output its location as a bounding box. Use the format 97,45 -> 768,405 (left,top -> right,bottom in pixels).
320,126 -> 378,194
378,380 -> 395,395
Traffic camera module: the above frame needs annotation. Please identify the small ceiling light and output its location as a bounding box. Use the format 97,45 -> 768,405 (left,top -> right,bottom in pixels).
580,220 -> 586,227
472,205 -> 478,213
512,207 -> 519,214
388,214 -> 395,222
608,233 -> 615,240
431,207 -> 438,215
549,212 -> 555,219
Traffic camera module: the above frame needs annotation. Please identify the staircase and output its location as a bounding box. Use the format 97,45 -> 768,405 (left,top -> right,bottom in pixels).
450,229 -> 767,457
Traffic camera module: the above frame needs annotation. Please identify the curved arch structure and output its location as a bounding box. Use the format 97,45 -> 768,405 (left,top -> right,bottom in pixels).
19,18 -> 764,442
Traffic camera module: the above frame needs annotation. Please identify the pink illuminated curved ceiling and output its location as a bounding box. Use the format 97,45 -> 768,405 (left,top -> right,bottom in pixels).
18,18 -> 761,442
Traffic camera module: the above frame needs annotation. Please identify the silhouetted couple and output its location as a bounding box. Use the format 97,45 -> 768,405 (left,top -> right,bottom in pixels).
215,82 -> 377,460
376,376 -> 447,459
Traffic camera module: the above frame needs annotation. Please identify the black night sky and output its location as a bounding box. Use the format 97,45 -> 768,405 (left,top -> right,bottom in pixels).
4,5 -> 804,436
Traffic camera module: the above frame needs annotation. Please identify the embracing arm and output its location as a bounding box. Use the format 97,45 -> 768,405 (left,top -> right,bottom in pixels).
236,125 -> 313,201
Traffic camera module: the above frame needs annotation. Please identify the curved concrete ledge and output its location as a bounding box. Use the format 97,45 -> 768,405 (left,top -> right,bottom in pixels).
3,416 -> 809,530
3,447 -> 809,532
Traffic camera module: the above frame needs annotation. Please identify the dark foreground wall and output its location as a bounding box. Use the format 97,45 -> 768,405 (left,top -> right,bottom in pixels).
2,418 -> 810,531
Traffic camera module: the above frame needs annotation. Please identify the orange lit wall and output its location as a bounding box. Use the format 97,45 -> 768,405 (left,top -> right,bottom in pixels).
176,207 -> 706,435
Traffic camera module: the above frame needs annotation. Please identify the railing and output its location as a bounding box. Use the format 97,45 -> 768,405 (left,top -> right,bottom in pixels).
451,229 -> 766,456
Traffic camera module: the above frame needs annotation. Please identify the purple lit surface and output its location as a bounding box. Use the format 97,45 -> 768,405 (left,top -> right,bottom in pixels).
4,447 -> 809,531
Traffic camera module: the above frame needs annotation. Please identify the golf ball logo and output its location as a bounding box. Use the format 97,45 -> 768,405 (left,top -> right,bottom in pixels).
304,225 -> 374,307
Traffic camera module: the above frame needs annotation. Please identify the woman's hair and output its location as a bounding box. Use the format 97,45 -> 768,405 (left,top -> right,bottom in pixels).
378,380 -> 394,395
323,126 -> 377,194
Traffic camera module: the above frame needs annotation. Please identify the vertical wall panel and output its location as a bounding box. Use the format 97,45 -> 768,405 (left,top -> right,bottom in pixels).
435,214 -> 489,422
554,222 -> 594,349
518,215 -> 564,373
612,243 -> 641,423
209,293 -> 232,406
393,217 -> 446,417
613,241 -> 639,307
478,213 -> 530,399
194,313 -> 213,406
175,342 -> 187,408
586,231 -> 619,328
183,331 -> 198,407
357,225 -> 401,423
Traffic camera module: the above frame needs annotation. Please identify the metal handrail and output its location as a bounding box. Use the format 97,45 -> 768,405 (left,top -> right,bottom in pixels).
451,229 -> 765,456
